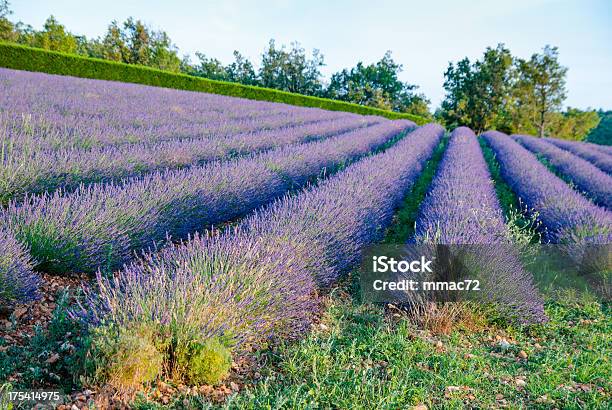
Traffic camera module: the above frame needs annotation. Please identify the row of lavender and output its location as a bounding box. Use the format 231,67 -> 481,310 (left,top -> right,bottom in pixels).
77,124 -> 444,386
1,67 -> 361,151
513,134 -> 612,209
1,115 -> 381,203
413,127 -> 545,322
0,120 -> 414,299
544,137 -> 612,174
482,131 -> 612,244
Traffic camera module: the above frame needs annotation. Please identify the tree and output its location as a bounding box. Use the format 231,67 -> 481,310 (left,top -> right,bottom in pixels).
440,44 -> 513,132
226,51 -> 258,85
514,45 -> 567,137
122,17 -> 152,66
259,40 -> 325,96
586,110 -> 612,146
101,21 -> 128,61
326,51 -> 429,115
546,108 -> 600,141
31,16 -> 77,53
189,52 -> 229,81
95,18 -> 181,72
0,0 -> 16,42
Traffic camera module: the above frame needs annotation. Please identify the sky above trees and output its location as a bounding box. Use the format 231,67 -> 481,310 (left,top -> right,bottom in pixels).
11,0 -> 612,110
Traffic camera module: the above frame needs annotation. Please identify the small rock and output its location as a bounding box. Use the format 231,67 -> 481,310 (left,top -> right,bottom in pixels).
518,350 -> 528,359
319,323 -> 329,331
46,353 -> 60,364
536,394 -> 551,403
515,378 -> 527,387
12,307 -> 27,320
498,339 -> 511,349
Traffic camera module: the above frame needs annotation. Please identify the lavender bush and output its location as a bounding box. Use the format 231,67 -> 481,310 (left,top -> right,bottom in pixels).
545,138 -> 612,174
513,134 -> 612,209
482,131 -> 612,244
0,225 -> 40,309
414,127 -> 545,322
4,121 -> 414,274
1,115 -> 382,203
0,67 -> 360,151
81,124 -> 444,360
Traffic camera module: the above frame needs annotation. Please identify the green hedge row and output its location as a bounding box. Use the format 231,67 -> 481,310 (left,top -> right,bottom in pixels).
0,42 -> 427,124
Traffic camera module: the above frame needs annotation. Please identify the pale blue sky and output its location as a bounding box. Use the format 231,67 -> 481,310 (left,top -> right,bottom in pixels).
10,0 -> 612,109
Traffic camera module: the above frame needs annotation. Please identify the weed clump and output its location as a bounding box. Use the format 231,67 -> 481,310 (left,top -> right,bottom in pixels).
177,337 -> 232,385
86,324 -> 164,392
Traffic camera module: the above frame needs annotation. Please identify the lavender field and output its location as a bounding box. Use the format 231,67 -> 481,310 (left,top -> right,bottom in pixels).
0,68 -> 610,408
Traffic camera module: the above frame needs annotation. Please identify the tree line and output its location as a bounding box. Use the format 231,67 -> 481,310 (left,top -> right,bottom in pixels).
0,1 -> 604,140
0,3 -> 430,117
438,44 -> 600,139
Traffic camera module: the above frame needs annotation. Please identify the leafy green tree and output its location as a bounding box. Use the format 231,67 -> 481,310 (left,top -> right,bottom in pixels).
226,51 -> 258,85
546,108 -> 600,141
189,52 -> 229,80
586,110 -> 612,146
326,51 -> 429,115
440,44 -> 513,132
259,40 -> 325,95
514,45 -> 567,137
31,16 -> 78,53
101,21 -> 128,61
122,18 -> 152,66
94,18 -> 181,72
0,0 -> 17,42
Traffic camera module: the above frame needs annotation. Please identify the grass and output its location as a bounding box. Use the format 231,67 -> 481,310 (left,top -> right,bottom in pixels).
382,135 -> 449,244
479,137 -> 541,244
131,284 -> 610,409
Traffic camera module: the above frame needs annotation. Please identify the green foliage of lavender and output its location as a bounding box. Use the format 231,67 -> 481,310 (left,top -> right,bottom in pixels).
0,225 -> 39,308
482,131 -> 612,244
513,134 -> 612,209
413,127 -> 545,322
545,137 -> 612,174
79,124 -> 444,382
4,120 -> 414,274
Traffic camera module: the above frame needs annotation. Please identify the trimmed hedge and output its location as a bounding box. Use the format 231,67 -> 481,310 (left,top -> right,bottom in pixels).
0,42 -> 427,124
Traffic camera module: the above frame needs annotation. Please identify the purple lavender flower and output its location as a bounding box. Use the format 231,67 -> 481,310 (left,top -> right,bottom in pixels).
5,121 -> 414,274
82,124 -> 444,349
513,134 -> 612,210
414,127 -> 546,323
0,225 -> 40,309
482,131 -> 612,244
0,67 -> 394,202
545,138 -> 612,174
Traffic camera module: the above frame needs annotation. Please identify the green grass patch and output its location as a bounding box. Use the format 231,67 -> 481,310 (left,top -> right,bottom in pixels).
479,137 -> 541,244
131,286 -> 610,409
382,135 -> 449,244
